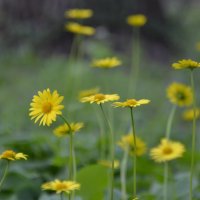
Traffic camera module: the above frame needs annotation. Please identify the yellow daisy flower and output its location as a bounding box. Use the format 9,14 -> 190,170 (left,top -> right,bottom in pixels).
117,134 -> 147,156
91,57 -> 122,69
29,88 -> 64,126
78,87 -> 100,99
182,108 -> 200,121
172,59 -> 200,70
98,160 -> 120,169
53,122 -> 84,137
65,9 -> 93,19
80,93 -> 120,104
167,82 -> 193,107
65,22 -> 95,36
127,14 -> 147,27
113,99 -> 150,108
150,138 -> 185,162
41,179 -> 80,194
0,150 -> 28,161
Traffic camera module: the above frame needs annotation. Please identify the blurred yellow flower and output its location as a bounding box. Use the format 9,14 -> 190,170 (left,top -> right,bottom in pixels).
29,88 -> 64,126
0,150 -> 28,161
113,99 -> 150,108
65,9 -> 93,19
172,59 -> 200,70
167,82 -> 193,107
53,122 -> 84,137
117,134 -> 147,156
98,160 -> 120,169
127,14 -> 147,27
150,138 -> 185,162
91,57 -> 122,68
65,22 -> 95,36
195,42 -> 200,51
182,108 -> 200,121
78,87 -> 100,99
80,93 -> 120,104
41,179 -> 80,194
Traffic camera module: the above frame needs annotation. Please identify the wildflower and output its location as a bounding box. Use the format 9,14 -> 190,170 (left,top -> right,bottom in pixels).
172,59 -> 200,70
78,87 -> 100,99
150,138 -> 185,162
127,14 -> 147,27
113,99 -> 150,108
182,108 -> 200,121
0,150 -> 28,161
195,42 -> 200,51
98,160 -> 120,169
65,22 -> 95,36
167,82 -> 193,107
41,179 -> 80,194
65,9 -> 93,19
80,93 -> 119,104
91,57 -> 122,69
117,134 -> 147,156
53,122 -> 84,137
29,89 -> 64,126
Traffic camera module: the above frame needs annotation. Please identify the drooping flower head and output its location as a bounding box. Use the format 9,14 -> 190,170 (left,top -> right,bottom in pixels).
167,82 -> 193,107
0,150 -> 28,161
65,9 -> 93,19
127,14 -> 147,27
78,87 -> 100,99
80,93 -> 120,104
29,88 -> 64,126
150,138 -> 185,162
53,122 -> 84,137
182,108 -> 200,121
65,22 -> 95,36
117,134 -> 147,156
98,160 -> 120,169
172,59 -> 200,70
113,99 -> 150,108
41,179 -> 80,194
91,57 -> 122,69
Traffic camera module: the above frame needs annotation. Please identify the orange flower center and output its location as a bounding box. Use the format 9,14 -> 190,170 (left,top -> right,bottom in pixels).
2,150 -> 16,158
55,182 -> 68,191
163,147 -> 173,155
94,94 -> 105,101
126,99 -> 137,106
42,102 -> 52,113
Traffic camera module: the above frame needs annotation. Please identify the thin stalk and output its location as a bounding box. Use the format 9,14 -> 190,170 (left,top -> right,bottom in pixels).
60,192 -> 64,200
130,108 -> 137,199
100,104 -> 114,200
163,162 -> 168,200
0,161 -> 9,191
190,69 -> 196,200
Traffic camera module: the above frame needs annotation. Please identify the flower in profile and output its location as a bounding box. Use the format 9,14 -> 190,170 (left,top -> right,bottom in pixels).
65,22 -> 95,36
113,99 -> 150,108
41,179 -> 80,194
0,150 -> 28,161
127,14 -> 147,27
65,9 -> 93,19
29,88 -> 64,126
182,108 -> 200,121
195,42 -> 200,51
117,134 -> 147,156
150,138 -> 185,162
80,93 -> 120,104
98,160 -> 120,169
172,59 -> 200,70
91,57 -> 122,69
78,87 -> 100,99
167,82 -> 193,107
53,122 -> 84,137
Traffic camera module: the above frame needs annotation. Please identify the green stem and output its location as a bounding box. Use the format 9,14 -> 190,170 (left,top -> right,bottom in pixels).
0,161 -> 9,191
190,69 -> 196,200
163,162 -> 168,200
60,192 -> 64,200
100,104 -> 114,200
130,108 -> 137,199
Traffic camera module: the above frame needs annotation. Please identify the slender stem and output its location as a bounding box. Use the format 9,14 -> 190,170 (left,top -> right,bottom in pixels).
0,161 -> 9,191
60,192 -> 64,200
68,35 -> 79,62
99,104 -> 114,200
190,69 -> 196,200
130,108 -> 137,199
164,162 -> 168,200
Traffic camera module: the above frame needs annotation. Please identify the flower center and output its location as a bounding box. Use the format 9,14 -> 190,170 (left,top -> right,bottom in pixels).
176,92 -> 185,101
3,150 -> 16,158
126,99 -> 137,106
55,183 -> 67,191
42,102 -> 52,113
163,147 -> 173,155
94,94 -> 105,101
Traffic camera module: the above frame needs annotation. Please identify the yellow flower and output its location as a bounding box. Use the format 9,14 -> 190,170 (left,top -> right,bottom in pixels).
91,57 -> 122,68
65,22 -> 95,36
65,9 -> 93,19
41,179 -> 80,194
78,87 -> 100,99
113,99 -> 150,108
98,160 -> 120,169
127,14 -> 147,27
80,93 -> 120,104
53,122 -> 84,137
182,108 -> 200,121
195,42 -> 200,51
0,150 -> 28,161
172,59 -> 200,70
29,88 -> 64,126
150,138 -> 185,162
167,82 -> 193,107
117,134 -> 147,156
